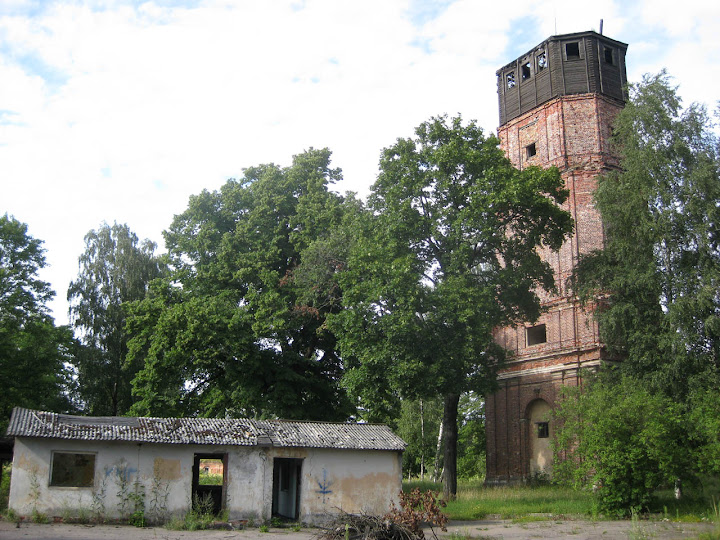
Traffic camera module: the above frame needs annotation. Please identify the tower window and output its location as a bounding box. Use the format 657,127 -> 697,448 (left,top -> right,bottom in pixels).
565,42 -> 580,59
537,52 -> 547,71
527,324 -> 546,346
604,46 -> 614,65
537,422 -> 549,438
521,62 -> 531,80
525,143 -> 537,159
506,71 -> 516,89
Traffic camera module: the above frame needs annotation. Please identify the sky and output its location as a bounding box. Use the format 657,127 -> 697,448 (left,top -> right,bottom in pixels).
1,0 -> 718,325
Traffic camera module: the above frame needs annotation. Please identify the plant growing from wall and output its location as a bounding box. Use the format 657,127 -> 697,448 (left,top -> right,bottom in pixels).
128,478 -> 146,527
148,476 -> 169,524
26,465 -> 48,522
91,467 -> 109,522
113,462 -> 131,519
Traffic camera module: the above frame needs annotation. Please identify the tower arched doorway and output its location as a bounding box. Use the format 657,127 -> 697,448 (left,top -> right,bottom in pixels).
526,399 -> 552,478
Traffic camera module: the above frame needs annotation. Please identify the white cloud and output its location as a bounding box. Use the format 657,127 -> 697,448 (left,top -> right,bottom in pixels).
0,0 -> 716,324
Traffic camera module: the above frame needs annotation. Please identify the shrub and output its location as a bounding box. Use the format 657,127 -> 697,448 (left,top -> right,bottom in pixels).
553,372 -> 692,516
1,464 -> 10,511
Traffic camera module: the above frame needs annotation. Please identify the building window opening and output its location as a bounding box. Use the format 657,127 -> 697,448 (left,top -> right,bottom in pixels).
537,51 -> 547,70
506,71 -> 515,88
50,452 -> 96,487
521,62 -> 531,80
537,422 -> 550,439
527,323 -> 546,346
565,42 -> 580,59
525,143 -> 537,159
604,46 -> 614,65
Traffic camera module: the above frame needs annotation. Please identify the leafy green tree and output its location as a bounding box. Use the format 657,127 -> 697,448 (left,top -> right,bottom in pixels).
456,393 -> 485,480
68,223 -> 165,416
688,372 -> 720,476
573,72 -> 720,399
0,214 -> 75,432
331,116 -> 573,497
396,398 -> 443,479
126,149 -> 355,420
554,372 -> 691,515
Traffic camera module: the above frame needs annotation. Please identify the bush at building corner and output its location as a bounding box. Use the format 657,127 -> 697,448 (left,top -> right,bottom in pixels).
553,372 -> 691,516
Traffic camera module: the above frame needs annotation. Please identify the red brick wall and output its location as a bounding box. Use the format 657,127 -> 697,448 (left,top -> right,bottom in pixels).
485,93 -> 623,484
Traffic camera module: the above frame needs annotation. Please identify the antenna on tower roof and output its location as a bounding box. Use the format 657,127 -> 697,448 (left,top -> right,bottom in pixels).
600,19 -> 604,34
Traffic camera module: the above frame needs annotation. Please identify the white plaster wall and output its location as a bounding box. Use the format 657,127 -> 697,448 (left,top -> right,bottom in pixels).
9,438 -> 402,524
8,438 -> 266,521
263,447 -> 403,524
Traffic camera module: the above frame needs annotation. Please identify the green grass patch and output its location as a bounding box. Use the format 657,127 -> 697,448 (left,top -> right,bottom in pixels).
446,484 -> 593,520
198,472 -> 223,486
403,478 -> 720,522
404,479 -> 592,519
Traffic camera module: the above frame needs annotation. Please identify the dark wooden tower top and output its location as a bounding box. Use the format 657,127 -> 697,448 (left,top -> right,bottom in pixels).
497,31 -> 628,126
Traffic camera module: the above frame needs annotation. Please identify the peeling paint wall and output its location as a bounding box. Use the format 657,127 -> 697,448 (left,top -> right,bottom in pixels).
266,448 -> 402,523
9,438 -> 402,524
9,438 -> 265,521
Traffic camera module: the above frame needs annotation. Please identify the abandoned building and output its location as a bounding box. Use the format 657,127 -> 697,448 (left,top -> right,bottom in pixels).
5,407 -> 405,523
486,30 -> 628,483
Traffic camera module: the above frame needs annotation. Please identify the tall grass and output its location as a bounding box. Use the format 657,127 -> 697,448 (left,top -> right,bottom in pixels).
404,479 -> 592,519
404,477 -> 720,521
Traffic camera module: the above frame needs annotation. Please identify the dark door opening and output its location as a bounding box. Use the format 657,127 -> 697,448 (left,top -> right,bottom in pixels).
192,453 -> 226,515
272,458 -> 302,520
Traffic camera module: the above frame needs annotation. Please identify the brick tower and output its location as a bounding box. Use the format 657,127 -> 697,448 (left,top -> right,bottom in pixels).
485,31 -> 628,484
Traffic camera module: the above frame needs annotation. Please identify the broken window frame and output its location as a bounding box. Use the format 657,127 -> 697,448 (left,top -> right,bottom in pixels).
506,71 -> 516,89
537,422 -> 550,439
49,451 -> 96,488
521,61 -> 532,81
536,51 -> 548,71
565,41 -> 581,60
526,323 -> 547,346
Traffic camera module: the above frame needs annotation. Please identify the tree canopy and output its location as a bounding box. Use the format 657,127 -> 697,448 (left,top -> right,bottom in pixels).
0,215 -> 75,432
556,72 -> 720,511
330,115 -> 573,496
68,223 -> 165,416
573,72 -> 720,399
126,148 -> 355,420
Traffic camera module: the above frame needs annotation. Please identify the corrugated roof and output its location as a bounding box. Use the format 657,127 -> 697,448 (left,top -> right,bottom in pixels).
252,419 -> 406,451
5,408 -> 406,451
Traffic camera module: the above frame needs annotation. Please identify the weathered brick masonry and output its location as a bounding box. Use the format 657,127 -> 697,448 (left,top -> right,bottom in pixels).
485,31 -> 628,484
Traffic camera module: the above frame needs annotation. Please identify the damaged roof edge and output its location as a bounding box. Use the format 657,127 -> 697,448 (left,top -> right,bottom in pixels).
5,407 -> 407,452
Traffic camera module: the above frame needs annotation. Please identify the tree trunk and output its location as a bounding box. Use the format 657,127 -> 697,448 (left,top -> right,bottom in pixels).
420,400 -> 425,481
432,418 -> 444,483
442,393 -> 460,500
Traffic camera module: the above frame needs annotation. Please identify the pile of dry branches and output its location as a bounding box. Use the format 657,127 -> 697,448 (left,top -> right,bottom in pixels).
318,489 -> 448,540
318,512 -> 418,540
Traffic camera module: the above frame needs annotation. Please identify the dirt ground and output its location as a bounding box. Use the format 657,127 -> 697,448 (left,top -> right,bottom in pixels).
0,518 -> 716,540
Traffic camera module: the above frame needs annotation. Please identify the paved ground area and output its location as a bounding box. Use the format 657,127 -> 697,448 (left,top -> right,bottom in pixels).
0,519 -> 717,540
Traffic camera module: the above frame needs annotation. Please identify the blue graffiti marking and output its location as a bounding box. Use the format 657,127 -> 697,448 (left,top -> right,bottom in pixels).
103,465 -> 137,480
315,468 -> 333,504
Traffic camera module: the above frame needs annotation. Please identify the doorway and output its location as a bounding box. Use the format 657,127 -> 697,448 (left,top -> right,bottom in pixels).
527,399 -> 552,477
272,458 -> 302,520
192,453 -> 226,515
